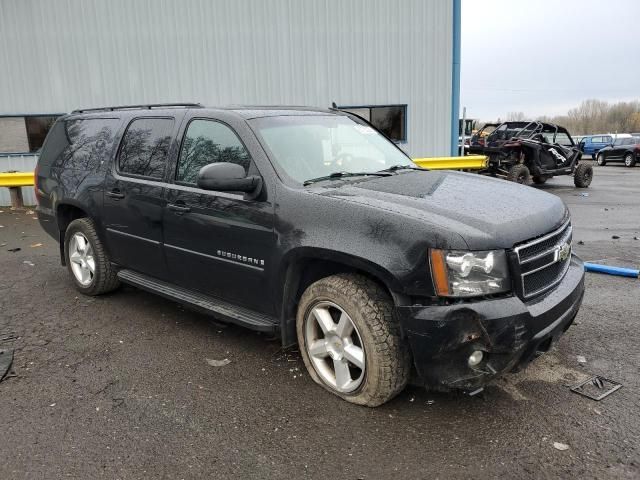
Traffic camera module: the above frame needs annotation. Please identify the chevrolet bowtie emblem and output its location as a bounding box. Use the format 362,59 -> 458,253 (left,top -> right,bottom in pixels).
557,242 -> 571,262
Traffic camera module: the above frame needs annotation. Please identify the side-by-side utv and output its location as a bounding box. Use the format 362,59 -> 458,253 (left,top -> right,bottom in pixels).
470,121 -> 593,188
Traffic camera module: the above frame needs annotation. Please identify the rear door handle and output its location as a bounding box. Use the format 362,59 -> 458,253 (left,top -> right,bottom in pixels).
106,189 -> 125,199
168,203 -> 191,213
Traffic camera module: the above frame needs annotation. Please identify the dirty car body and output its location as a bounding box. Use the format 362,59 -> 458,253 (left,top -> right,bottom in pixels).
35,105 -> 585,398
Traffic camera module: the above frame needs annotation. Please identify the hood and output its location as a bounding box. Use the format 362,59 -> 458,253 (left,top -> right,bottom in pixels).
311,170 -> 568,250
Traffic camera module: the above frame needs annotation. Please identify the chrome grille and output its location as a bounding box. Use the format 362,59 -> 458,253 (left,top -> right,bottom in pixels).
515,220 -> 572,299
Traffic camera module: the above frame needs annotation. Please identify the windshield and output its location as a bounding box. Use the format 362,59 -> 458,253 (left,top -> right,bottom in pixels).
250,115 -> 412,183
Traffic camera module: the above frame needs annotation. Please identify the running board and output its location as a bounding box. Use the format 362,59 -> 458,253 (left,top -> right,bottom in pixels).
117,269 -> 278,332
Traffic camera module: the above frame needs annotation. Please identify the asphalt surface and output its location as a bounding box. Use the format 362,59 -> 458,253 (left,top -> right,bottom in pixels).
1,165 -> 639,479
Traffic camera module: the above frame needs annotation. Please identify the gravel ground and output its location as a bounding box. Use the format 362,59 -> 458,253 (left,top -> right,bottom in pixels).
0,165 -> 639,479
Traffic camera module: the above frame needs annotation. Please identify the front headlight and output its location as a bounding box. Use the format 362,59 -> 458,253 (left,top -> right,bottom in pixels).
429,249 -> 511,297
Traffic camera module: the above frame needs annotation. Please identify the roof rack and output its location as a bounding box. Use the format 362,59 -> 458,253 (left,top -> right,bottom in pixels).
71,103 -> 204,114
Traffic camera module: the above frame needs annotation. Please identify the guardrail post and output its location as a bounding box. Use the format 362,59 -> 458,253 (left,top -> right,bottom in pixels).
9,187 -> 24,208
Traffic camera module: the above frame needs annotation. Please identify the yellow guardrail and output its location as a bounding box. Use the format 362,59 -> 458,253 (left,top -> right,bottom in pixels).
413,155 -> 488,170
0,171 -> 34,187
0,156 -> 486,189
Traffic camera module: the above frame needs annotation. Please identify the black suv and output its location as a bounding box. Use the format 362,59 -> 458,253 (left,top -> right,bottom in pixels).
35,104 -> 585,406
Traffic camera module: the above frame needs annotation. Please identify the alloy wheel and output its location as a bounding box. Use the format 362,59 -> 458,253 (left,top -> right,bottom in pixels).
69,232 -> 95,286
304,301 -> 366,393
625,155 -> 633,167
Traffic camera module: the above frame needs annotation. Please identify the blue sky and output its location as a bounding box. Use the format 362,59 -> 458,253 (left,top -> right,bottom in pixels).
461,0 -> 640,120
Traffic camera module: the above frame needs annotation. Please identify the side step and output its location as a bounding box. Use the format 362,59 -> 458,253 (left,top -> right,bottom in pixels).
117,269 -> 278,333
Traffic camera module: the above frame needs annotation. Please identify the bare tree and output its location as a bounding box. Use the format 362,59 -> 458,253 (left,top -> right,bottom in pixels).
506,111 -> 527,121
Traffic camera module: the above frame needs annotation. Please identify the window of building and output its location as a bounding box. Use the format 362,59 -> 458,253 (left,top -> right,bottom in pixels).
118,118 -> 174,179
0,115 -> 61,153
337,105 -> 407,143
176,119 -> 251,184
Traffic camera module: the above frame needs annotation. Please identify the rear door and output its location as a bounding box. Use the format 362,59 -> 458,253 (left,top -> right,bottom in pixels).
102,115 -> 182,279
162,115 -> 276,313
608,139 -> 624,159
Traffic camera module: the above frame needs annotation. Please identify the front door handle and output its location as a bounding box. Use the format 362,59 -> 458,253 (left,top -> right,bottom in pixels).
106,189 -> 125,199
168,203 -> 191,214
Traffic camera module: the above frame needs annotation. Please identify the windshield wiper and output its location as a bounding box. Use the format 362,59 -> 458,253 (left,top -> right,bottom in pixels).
378,164 -> 426,173
303,171 -> 392,186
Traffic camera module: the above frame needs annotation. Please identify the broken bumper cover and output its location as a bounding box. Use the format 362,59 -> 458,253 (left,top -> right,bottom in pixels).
396,255 -> 585,391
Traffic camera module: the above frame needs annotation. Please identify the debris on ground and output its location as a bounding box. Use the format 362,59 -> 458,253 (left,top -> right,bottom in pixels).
30,243 -> 43,248
553,442 -> 570,451
205,358 -> 231,367
576,355 -> 587,364
577,240 -> 584,245
23,260 -> 35,267
7,247 -> 21,252
25,210 -> 34,215
576,192 -> 589,197
0,349 -> 14,382
611,235 -> 620,239
570,375 -> 622,401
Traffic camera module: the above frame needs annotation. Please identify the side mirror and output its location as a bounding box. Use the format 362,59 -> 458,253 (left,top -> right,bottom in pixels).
196,162 -> 262,196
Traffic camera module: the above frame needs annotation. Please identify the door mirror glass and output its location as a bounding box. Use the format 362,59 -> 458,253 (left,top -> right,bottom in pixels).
196,162 -> 261,194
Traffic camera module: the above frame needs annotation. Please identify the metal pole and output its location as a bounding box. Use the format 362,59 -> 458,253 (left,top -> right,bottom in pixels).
461,106 -> 467,156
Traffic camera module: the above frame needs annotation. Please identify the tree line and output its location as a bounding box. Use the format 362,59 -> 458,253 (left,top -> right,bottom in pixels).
497,99 -> 640,135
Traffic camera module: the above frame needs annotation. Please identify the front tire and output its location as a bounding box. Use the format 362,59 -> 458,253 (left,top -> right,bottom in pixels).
64,218 -> 120,295
296,274 -> 410,407
507,164 -> 530,184
596,154 -> 606,166
624,153 -> 636,167
574,163 -> 593,188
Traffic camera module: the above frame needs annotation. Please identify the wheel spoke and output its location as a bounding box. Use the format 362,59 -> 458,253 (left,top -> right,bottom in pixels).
79,266 -> 89,284
308,339 -> 329,358
85,256 -> 96,273
69,252 -> 82,264
334,312 -> 353,338
76,235 -> 87,253
333,359 -> 351,389
343,344 -> 365,370
312,307 -> 335,334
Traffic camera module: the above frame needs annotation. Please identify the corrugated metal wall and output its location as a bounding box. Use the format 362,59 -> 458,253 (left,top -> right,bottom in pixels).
0,0 -> 453,157
0,155 -> 37,206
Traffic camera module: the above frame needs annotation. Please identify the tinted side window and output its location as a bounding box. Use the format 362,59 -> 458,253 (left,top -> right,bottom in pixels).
54,118 -> 121,170
118,118 -> 174,179
176,119 -> 251,184
38,120 -> 69,167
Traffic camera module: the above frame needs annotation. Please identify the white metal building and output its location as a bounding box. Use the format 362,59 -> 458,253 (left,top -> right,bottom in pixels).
0,0 -> 461,205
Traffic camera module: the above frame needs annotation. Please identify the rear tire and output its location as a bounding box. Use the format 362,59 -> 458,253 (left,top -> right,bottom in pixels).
296,273 -> 410,407
64,218 -> 120,295
507,164 -> 530,184
624,153 -> 636,168
596,154 -> 606,166
574,163 -> 593,188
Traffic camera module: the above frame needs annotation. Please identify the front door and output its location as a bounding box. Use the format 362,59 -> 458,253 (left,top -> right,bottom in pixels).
103,116 -> 178,279
162,117 -> 276,314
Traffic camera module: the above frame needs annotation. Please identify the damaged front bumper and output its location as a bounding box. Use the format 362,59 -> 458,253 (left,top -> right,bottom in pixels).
396,255 -> 585,391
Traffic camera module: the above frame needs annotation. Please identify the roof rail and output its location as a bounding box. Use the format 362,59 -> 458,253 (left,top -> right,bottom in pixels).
71,103 -> 204,114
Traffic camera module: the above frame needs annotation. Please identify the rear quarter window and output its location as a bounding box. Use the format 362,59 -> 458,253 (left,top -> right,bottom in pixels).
47,118 -> 121,171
